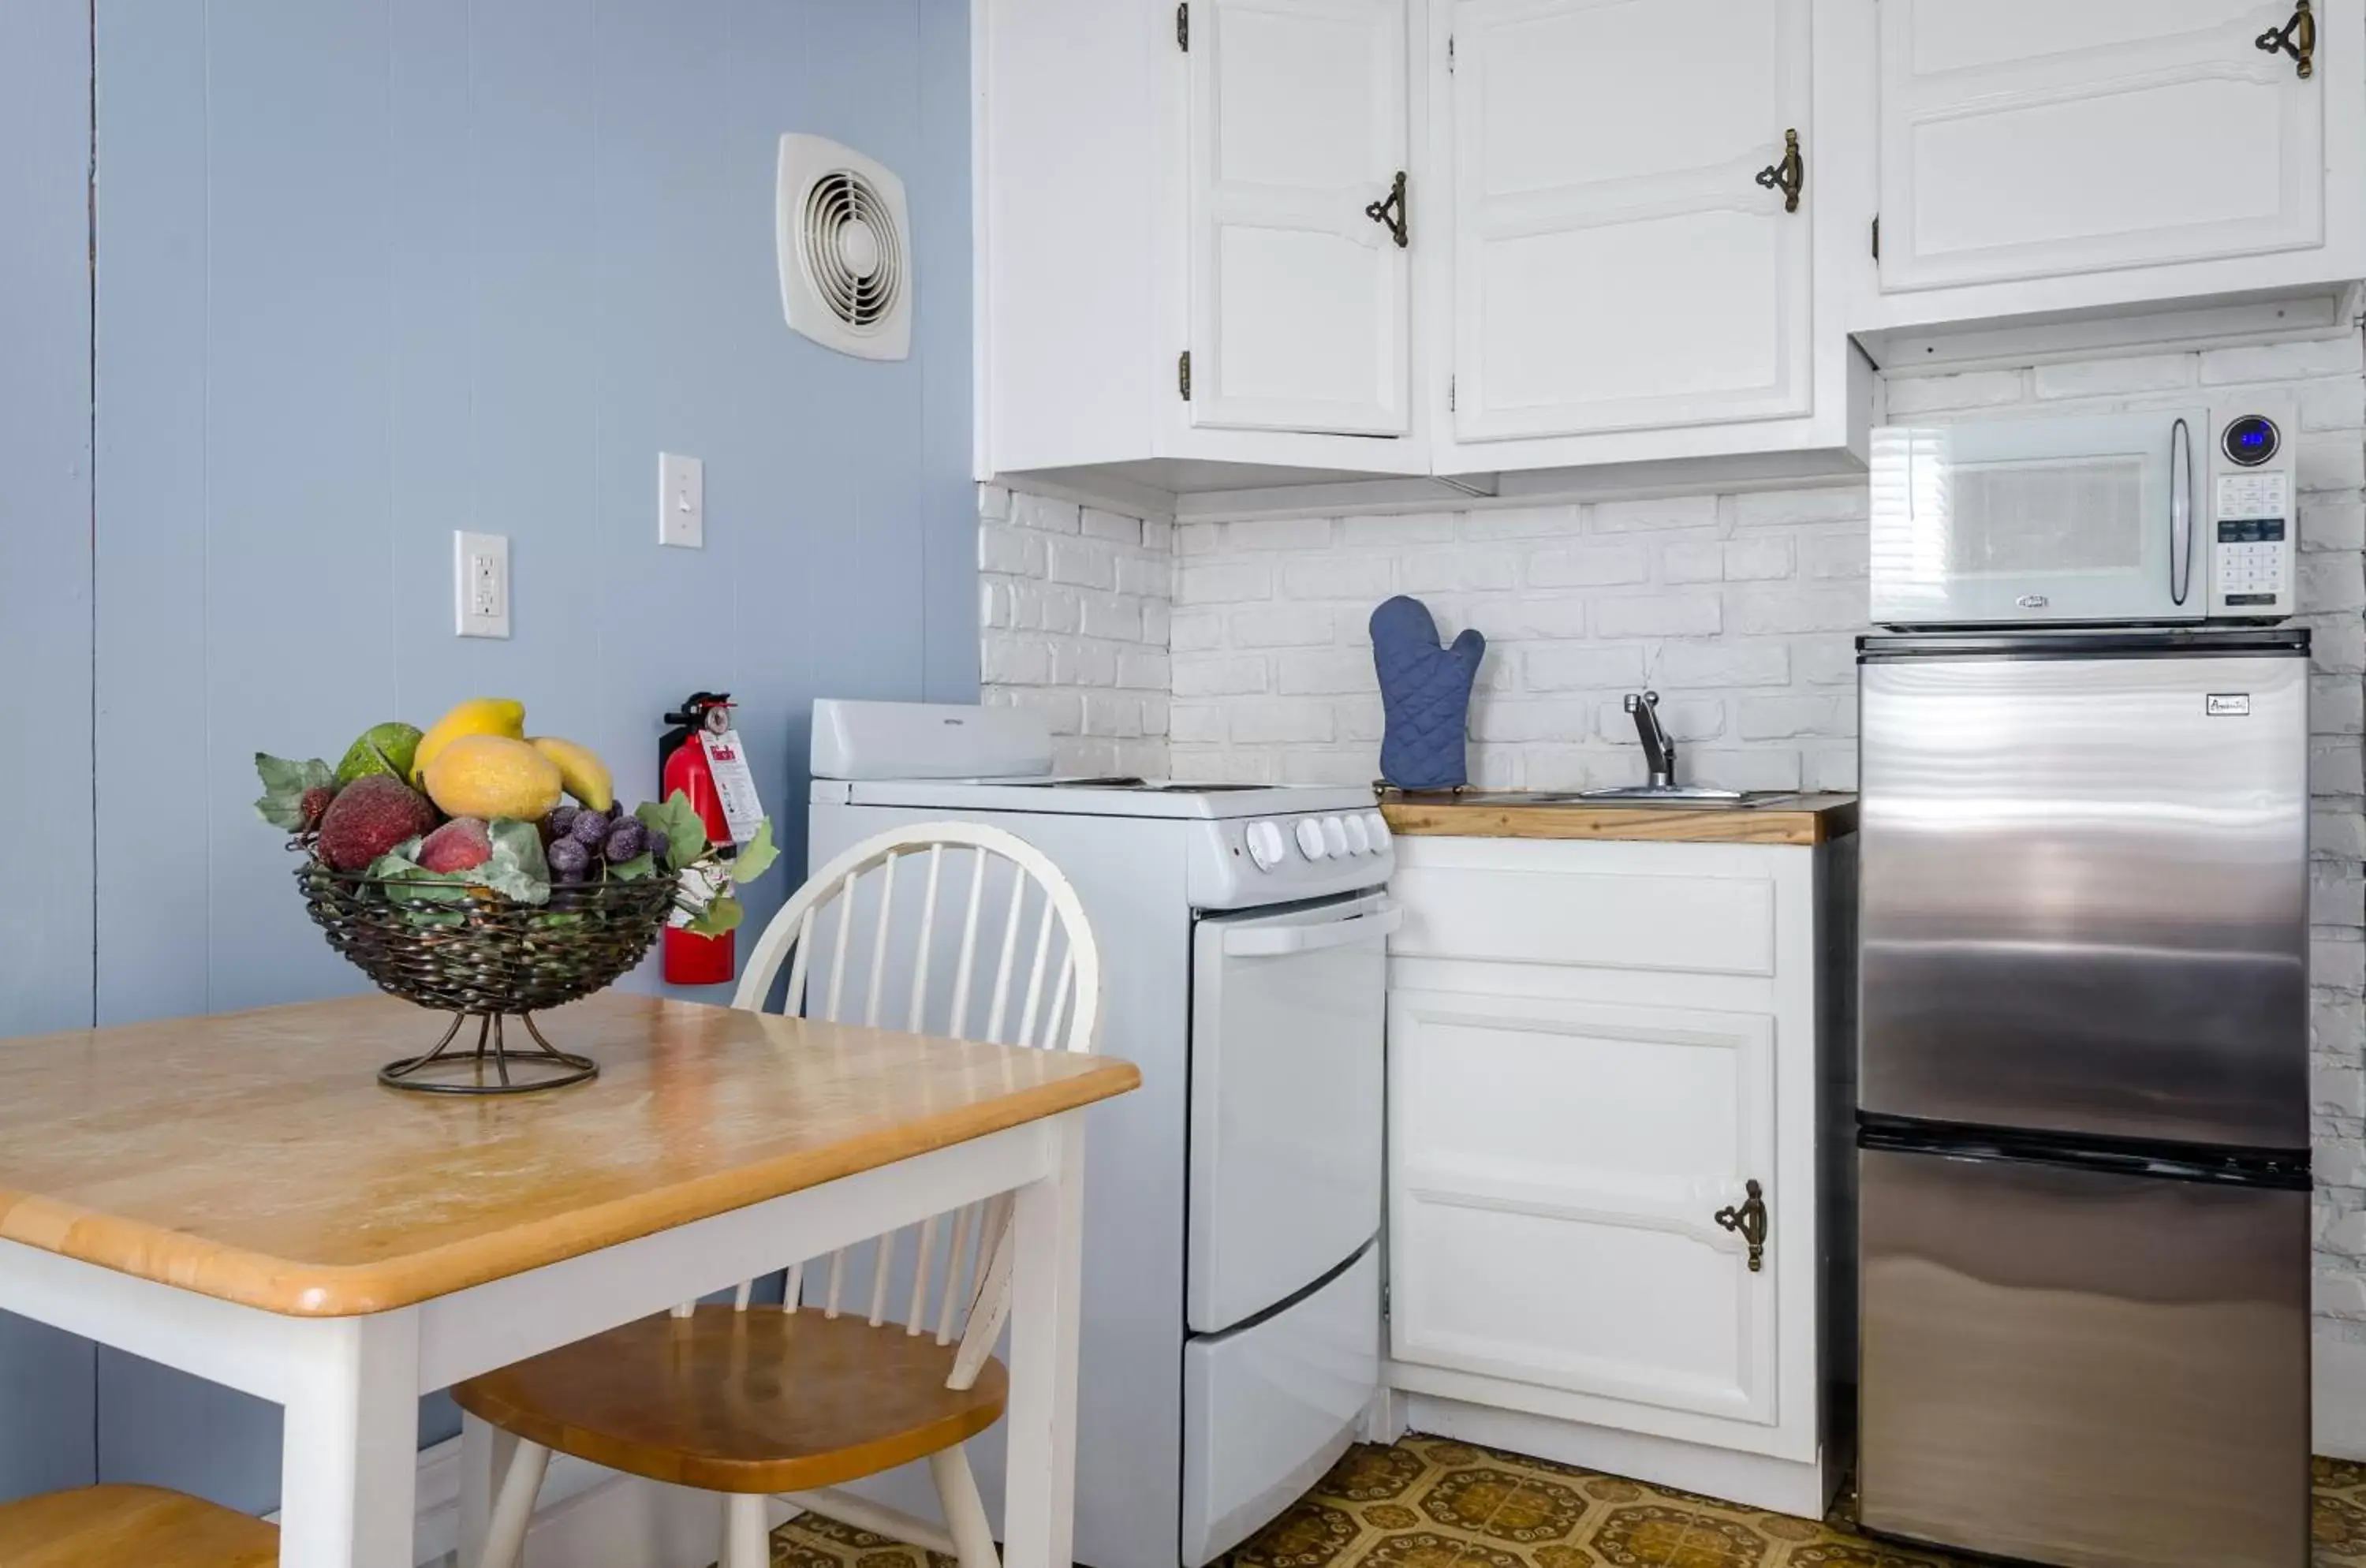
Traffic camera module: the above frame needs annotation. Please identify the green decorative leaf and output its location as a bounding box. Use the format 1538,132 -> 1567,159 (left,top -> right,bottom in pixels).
683,894 -> 745,938
729,819 -> 778,884
253,752 -> 336,830
607,851 -> 658,883
362,840 -> 471,925
635,791 -> 708,870
478,819 -> 553,906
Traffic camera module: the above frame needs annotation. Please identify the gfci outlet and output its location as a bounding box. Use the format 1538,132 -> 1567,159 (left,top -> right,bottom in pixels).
454,531 -> 511,639
659,453 -> 703,548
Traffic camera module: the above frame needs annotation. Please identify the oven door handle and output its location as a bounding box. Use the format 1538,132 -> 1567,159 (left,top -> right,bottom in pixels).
2170,416 -> 2193,607
1222,900 -> 1403,957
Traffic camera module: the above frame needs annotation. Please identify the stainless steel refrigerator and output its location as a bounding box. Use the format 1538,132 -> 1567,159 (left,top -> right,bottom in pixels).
1855,628 -> 2314,1568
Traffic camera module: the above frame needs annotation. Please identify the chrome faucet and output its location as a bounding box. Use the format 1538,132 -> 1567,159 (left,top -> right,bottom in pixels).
1626,691 -> 1675,788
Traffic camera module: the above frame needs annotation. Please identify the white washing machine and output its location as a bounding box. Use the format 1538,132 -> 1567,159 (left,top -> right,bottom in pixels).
805,700 -> 1394,1568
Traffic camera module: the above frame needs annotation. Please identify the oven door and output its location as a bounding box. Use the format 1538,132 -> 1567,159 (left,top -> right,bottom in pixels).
1187,891 -> 1394,1335
1871,409 -> 2205,627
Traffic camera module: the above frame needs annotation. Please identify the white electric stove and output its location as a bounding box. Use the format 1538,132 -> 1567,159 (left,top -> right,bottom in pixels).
808,700 -> 1394,1568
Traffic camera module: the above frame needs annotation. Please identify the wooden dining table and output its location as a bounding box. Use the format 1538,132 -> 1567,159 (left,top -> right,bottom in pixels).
0,991 -> 1140,1568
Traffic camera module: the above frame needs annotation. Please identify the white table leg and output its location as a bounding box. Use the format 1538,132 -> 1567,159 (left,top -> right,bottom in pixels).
278,1309 -> 421,1568
1001,1114 -> 1084,1568
458,1410 -> 518,1568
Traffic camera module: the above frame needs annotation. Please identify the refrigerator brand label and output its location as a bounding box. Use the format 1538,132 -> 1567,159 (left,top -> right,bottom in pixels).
2207,694 -> 2252,716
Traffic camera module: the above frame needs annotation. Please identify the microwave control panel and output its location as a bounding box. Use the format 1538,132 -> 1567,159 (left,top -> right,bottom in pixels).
2208,409 -> 2295,618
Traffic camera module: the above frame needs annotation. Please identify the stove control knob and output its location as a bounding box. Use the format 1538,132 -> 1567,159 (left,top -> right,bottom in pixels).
1295,818 -> 1329,860
1344,815 -> 1372,855
1322,816 -> 1351,857
1245,820 -> 1286,871
1364,811 -> 1390,849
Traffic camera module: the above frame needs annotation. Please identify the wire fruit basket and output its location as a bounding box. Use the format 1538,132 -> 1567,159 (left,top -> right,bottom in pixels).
296,861 -> 675,1094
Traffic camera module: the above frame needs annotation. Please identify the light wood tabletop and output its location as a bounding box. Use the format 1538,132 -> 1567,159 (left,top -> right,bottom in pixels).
0,992 -> 1140,1319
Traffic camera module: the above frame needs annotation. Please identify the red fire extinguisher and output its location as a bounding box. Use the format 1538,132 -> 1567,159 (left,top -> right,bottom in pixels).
661,693 -> 738,985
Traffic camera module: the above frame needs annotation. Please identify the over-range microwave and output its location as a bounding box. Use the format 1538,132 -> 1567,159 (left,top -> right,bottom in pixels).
1869,402 -> 2297,629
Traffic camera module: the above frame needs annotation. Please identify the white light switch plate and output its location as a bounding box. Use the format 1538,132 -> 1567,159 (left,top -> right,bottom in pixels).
659,453 -> 703,548
454,531 -> 511,638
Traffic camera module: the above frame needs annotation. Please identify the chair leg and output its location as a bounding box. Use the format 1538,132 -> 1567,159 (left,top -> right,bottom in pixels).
928,1444 -> 1000,1568
723,1491 -> 772,1568
480,1439 -> 551,1568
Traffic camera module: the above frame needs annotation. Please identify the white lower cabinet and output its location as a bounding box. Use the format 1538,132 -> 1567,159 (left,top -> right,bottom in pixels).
1383,834 -> 1852,1514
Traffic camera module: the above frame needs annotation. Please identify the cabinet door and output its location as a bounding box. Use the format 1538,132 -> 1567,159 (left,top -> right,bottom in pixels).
1449,0 -> 1813,442
1189,0 -> 1410,435
1388,988 -> 1780,1424
1879,1 -> 2325,292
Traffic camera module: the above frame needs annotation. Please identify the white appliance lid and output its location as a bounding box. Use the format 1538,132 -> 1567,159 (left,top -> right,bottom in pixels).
811,699 -> 1053,779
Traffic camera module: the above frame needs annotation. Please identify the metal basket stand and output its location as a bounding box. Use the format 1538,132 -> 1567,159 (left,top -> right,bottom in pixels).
379,1010 -> 598,1095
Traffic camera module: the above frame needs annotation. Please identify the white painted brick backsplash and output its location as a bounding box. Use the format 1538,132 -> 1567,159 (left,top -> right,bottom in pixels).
1882,368 -> 2028,414
2032,353 -> 2198,399
984,325 -> 2366,1327
1591,495 -> 1718,532
1594,593 -> 1722,639
1527,543 -> 1652,588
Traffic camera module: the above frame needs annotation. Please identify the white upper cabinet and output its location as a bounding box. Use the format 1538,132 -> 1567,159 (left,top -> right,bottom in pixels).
1427,0 -> 1875,478
1190,0 -> 1412,435
1859,0 -> 2365,330
976,0 -> 1428,498
1449,0 -> 1814,441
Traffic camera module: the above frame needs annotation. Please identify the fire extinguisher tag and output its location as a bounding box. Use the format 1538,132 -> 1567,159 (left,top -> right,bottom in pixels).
699,727 -> 767,847
668,861 -> 733,930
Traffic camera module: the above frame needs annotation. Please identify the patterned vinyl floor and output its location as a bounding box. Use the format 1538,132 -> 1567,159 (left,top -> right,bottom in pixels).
764,1437 -> 2366,1568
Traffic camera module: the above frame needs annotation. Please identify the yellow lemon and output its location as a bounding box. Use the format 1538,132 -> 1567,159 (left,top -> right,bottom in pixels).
410,698 -> 526,787
421,734 -> 563,822
529,736 -> 614,813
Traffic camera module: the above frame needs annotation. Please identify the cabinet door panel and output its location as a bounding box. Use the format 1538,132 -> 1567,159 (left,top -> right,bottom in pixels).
1190,0 -> 1410,435
1880,0 -> 2323,291
1452,0 -> 1812,441
1389,989 -> 1779,1423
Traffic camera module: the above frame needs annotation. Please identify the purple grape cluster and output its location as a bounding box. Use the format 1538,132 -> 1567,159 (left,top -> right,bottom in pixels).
543,803 -> 658,885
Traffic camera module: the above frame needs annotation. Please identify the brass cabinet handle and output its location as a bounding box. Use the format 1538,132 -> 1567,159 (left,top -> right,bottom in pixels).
1365,170 -> 1409,248
1715,1178 -> 1770,1272
1754,129 -> 1804,213
2256,0 -> 2316,78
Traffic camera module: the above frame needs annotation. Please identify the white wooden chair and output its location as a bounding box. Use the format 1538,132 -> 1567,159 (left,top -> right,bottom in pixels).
453,821 -> 1100,1568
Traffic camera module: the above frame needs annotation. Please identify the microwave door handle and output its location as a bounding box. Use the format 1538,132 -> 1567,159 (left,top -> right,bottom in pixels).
2170,416 -> 2193,607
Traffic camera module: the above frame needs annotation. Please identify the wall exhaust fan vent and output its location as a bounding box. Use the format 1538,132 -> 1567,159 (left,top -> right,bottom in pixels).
776,133 -> 912,361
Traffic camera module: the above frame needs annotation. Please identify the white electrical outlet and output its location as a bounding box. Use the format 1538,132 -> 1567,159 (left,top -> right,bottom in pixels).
659,453 -> 703,548
454,531 -> 511,638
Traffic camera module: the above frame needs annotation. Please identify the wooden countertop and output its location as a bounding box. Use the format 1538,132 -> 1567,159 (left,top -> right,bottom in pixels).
0,993 -> 1140,1318
1381,791 -> 1857,846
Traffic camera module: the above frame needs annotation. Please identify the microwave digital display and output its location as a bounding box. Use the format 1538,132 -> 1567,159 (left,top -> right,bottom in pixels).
2218,519 -> 2287,543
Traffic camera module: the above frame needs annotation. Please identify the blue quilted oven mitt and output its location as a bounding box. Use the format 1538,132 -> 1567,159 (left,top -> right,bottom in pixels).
1369,595 -> 1485,790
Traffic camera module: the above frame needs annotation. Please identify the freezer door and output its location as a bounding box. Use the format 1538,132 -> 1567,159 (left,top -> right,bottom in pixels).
1859,648 -> 2308,1147
1859,1146 -> 2310,1568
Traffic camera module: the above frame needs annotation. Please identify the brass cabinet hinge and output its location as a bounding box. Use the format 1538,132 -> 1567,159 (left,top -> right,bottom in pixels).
1871,215 -> 1879,259
1179,350 -> 1192,401
1177,2 -> 1189,50
1447,375 -> 1457,412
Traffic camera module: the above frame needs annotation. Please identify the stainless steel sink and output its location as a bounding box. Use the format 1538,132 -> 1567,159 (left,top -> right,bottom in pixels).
1525,786 -> 1799,808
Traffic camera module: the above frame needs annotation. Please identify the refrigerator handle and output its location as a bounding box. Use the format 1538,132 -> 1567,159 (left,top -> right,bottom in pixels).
2170,417 -> 2194,607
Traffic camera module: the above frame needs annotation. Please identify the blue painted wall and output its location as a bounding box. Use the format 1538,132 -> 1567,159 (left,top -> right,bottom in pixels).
0,0 -> 100,1502
0,0 -> 973,1515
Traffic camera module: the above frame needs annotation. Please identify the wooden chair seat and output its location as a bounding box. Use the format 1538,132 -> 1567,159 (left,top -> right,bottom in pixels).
452,1305 -> 1010,1494
0,1484 -> 278,1567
